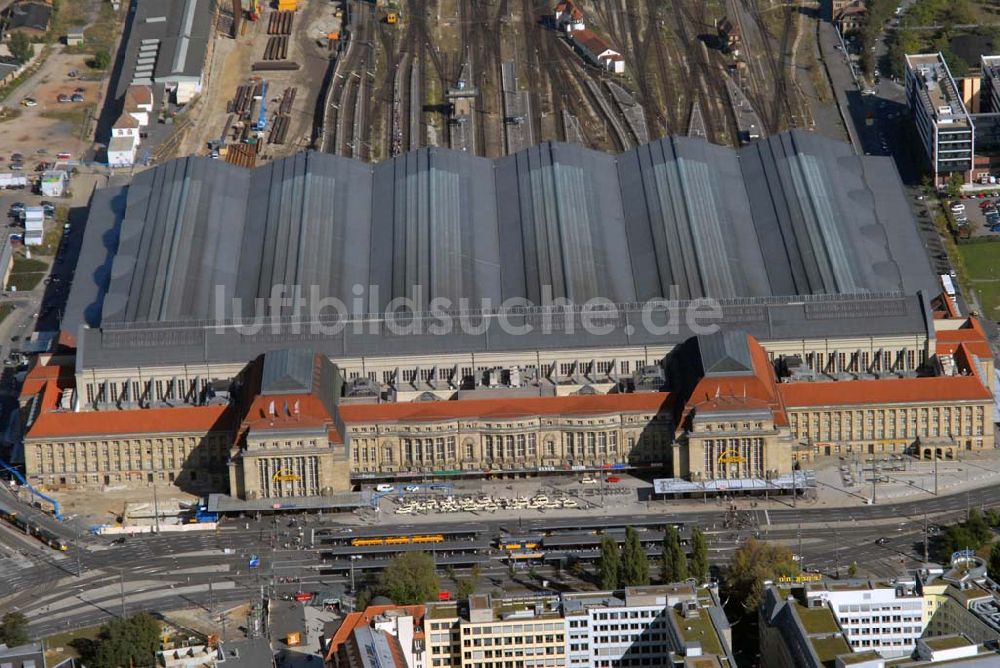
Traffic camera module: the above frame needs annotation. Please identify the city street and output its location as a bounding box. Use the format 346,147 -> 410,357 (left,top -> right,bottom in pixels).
1,465 -> 997,637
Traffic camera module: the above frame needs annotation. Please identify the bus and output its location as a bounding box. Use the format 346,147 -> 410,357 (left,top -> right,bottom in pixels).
940,274 -> 956,298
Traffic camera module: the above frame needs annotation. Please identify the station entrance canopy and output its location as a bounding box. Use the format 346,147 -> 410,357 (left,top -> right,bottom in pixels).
653,471 -> 816,496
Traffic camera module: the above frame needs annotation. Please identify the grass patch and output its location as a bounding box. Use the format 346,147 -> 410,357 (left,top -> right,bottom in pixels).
40,103 -> 94,125
0,107 -> 22,124
49,0 -> 93,45
40,103 -> 96,141
7,256 -> 48,292
64,1 -> 121,58
36,225 -> 64,257
0,303 -> 13,324
43,625 -> 102,666
959,243 -> 1000,316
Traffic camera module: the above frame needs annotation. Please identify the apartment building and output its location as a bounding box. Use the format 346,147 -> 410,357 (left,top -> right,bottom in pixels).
562,584 -> 735,668
326,605 -> 427,668
760,557 -> 1000,666
361,585 -> 732,668
801,578 -> 925,657
906,53 -> 975,184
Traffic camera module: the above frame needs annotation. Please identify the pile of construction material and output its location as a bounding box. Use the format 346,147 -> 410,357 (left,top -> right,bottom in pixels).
269,87 -> 297,145
268,10 -> 293,34
264,36 -> 289,60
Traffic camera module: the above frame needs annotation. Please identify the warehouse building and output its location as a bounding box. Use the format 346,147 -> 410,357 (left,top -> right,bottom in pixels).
16,133 -> 995,500
114,0 -> 213,105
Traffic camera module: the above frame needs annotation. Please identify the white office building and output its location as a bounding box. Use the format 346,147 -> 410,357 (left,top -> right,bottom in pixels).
562,584 -> 735,668
905,53 -> 975,185
804,578 -> 925,658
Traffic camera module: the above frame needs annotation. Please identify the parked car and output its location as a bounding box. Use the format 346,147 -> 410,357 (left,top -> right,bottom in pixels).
950,202 -> 966,213
606,476 -> 622,484
21,98 -> 36,107
9,203 -> 25,215
70,93 -> 84,103
875,537 -> 888,545
375,483 -> 394,492
580,477 -> 597,485
57,94 -> 70,103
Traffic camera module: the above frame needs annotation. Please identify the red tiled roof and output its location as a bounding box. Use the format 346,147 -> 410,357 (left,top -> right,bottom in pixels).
243,393 -> 334,431
681,334 -> 788,427
779,374 -> 992,408
20,363 -> 66,398
125,84 -> 152,108
325,605 -> 426,662
113,113 -> 139,129
23,364 -> 234,439
29,405 -> 233,439
339,392 -> 671,424
555,0 -> 584,21
935,318 -> 993,359
572,29 -> 613,56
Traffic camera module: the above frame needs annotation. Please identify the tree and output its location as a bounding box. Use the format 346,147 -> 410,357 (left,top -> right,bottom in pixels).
688,528 -> 710,584
597,536 -> 621,590
90,49 -> 111,70
989,543 -> 1000,582
90,613 -> 161,668
456,578 -> 475,600
660,526 -> 687,583
724,539 -> 799,613
0,611 -> 29,647
986,508 -> 1000,528
938,511 -> 994,559
946,171 -> 965,199
622,527 -> 650,586
966,508 -> 992,546
847,562 -> 858,578
375,551 -> 440,604
8,32 -> 32,64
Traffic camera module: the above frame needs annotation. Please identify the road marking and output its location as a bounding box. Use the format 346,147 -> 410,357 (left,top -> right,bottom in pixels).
765,510 -> 771,526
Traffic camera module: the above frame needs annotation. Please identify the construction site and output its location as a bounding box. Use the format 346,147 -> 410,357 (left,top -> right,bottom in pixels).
183,0 -> 834,165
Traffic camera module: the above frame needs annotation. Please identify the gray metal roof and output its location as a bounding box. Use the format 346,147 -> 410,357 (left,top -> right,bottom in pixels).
114,0 -> 211,99
697,330 -> 754,377
66,132 -> 939,370
260,348 -> 315,395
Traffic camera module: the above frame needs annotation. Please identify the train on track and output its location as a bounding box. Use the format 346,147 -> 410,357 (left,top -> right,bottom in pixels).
0,508 -> 69,551
350,533 -> 445,547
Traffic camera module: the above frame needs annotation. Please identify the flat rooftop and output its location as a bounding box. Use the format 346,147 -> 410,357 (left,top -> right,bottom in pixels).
906,53 -> 972,127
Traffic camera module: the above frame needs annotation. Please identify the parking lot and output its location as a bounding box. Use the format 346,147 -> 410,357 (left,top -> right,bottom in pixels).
947,194 -> 1000,239
0,52 -> 101,164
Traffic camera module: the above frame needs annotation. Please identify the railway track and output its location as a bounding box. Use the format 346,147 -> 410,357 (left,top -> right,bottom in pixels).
666,0 -> 735,143
325,1 -> 376,157
616,0 -> 667,136
748,0 -> 795,129
406,0 -> 449,146
373,17 -> 403,160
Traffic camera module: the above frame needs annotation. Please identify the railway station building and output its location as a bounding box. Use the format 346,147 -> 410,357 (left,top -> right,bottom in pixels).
14,132 -> 997,501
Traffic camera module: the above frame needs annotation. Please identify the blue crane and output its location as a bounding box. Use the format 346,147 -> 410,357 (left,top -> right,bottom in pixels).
255,80 -> 268,131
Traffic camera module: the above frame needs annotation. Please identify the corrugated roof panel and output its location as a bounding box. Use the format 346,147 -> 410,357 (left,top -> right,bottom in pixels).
84,134 -> 937,330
